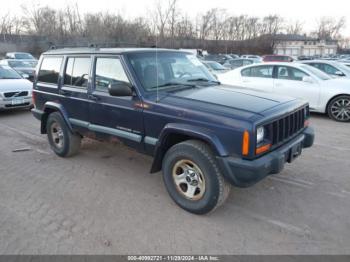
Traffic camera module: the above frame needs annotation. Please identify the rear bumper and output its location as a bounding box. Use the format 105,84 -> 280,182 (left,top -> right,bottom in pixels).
217,127 -> 315,188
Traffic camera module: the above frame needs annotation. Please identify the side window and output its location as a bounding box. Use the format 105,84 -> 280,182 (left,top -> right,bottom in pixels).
243,60 -> 253,66
231,60 -> 242,67
277,66 -> 308,81
64,57 -> 91,88
95,57 -> 130,92
310,63 -> 323,71
38,56 -> 63,84
250,66 -> 274,78
323,64 -> 339,75
241,68 -> 251,77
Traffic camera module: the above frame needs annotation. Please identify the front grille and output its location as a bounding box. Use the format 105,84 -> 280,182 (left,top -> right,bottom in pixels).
266,107 -> 307,146
4,91 -> 28,98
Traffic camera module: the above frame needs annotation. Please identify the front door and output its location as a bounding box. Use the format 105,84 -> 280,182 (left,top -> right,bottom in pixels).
88,56 -> 144,149
273,65 -> 320,110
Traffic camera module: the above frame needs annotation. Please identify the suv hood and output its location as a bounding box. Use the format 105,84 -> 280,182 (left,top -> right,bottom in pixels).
161,85 -> 298,118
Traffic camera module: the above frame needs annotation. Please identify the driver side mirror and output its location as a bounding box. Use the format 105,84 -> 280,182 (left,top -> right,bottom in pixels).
108,81 -> 133,97
302,76 -> 314,83
335,71 -> 345,77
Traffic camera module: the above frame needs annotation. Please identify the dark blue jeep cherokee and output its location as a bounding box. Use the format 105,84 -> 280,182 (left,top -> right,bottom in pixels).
31,48 -> 314,214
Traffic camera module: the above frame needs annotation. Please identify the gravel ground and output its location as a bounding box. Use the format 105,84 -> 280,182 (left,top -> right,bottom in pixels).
0,110 -> 349,255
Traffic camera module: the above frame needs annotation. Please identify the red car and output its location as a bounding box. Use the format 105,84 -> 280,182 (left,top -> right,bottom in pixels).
263,55 -> 293,62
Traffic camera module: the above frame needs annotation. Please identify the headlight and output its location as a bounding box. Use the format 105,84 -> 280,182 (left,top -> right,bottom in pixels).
256,126 -> 265,144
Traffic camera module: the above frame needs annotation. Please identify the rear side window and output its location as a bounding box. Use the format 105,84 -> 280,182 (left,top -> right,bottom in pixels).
242,66 -> 273,78
241,68 -> 251,76
38,56 -> 63,84
94,57 -> 130,92
64,57 -> 91,88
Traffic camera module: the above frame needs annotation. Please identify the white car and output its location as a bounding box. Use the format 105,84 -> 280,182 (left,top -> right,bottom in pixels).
339,60 -> 350,68
0,65 -> 33,110
298,60 -> 350,78
217,62 -> 350,122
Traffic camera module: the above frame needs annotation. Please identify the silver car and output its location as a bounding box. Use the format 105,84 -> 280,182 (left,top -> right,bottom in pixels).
0,65 -> 33,110
0,54 -> 38,80
298,60 -> 350,78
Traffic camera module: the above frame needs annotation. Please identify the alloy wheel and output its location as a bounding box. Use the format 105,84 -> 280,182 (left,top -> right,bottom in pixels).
172,159 -> 206,201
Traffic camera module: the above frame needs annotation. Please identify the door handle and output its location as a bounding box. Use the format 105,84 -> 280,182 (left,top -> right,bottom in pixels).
89,94 -> 100,101
61,90 -> 72,96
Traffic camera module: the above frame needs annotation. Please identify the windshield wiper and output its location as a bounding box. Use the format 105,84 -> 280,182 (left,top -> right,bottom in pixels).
149,82 -> 196,90
187,78 -> 221,84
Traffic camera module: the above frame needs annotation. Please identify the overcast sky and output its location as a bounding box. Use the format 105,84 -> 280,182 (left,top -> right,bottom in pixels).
2,0 -> 349,36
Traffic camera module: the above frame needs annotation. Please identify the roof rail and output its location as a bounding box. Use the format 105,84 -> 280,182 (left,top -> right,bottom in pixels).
48,42 -> 154,51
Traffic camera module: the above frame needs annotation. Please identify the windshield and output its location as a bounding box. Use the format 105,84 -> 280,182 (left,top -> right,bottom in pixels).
15,53 -> 35,60
128,52 -> 217,91
300,64 -> 331,80
0,66 -> 22,79
206,62 -> 226,70
8,60 -> 37,68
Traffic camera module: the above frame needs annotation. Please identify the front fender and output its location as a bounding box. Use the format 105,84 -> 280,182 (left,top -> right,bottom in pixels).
150,123 -> 228,173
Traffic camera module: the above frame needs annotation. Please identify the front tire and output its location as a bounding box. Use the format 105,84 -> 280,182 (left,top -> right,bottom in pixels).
162,140 -> 231,214
46,112 -> 81,157
327,95 -> 350,122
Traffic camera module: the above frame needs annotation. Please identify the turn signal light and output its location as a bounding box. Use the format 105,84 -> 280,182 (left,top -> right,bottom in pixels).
32,91 -> 36,106
256,144 -> 271,155
242,130 -> 250,156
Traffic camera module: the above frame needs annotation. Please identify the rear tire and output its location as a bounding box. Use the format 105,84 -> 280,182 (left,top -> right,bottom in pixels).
327,95 -> 350,122
162,140 -> 231,214
46,112 -> 81,157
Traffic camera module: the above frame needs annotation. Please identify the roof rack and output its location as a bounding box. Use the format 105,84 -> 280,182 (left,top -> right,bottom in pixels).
48,42 -> 155,51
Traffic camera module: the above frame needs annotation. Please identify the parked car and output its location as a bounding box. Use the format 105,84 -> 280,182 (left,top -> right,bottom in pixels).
0,59 -> 37,81
298,60 -> 350,78
223,58 -> 256,69
204,54 -> 232,65
217,62 -> 350,122
297,55 -> 313,61
31,48 -> 314,214
202,61 -> 229,74
5,52 -> 36,60
0,65 -> 33,110
339,61 -> 350,68
263,55 -> 293,62
227,54 -> 240,59
240,55 -> 262,63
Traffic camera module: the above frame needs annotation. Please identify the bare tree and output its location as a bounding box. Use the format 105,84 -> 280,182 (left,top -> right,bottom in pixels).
150,0 -> 178,43
285,20 -> 304,35
313,16 -> 346,39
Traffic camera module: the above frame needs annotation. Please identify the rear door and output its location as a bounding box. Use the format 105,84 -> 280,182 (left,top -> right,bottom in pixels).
60,56 -> 92,124
273,65 -> 320,109
240,65 -> 275,92
88,55 -> 144,149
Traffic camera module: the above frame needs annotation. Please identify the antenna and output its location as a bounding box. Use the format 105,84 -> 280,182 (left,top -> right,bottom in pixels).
156,35 -> 159,102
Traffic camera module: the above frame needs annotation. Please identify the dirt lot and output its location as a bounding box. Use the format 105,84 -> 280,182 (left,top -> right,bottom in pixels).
0,110 -> 349,254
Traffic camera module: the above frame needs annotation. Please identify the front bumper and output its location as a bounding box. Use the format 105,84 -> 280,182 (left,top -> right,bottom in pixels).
0,97 -> 32,110
217,127 -> 315,188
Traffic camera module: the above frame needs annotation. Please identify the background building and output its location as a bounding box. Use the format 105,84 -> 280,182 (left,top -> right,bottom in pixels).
274,34 -> 338,57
